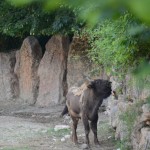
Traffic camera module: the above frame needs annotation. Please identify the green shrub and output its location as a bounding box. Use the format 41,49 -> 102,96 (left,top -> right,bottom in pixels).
89,14 -> 137,74
78,13 -> 150,77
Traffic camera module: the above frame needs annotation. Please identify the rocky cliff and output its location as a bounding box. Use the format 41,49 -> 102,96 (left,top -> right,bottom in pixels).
107,75 -> 150,150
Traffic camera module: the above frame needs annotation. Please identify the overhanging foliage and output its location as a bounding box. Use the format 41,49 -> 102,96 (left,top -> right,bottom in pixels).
77,13 -> 150,77
0,1 -> 80,38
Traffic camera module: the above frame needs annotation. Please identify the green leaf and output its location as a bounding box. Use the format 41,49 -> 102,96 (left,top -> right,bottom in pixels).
7,0 -> 33,6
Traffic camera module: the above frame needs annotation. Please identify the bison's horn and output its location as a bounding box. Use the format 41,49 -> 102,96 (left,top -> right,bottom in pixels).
82,73 -> 92,82
85,76 -> 92,82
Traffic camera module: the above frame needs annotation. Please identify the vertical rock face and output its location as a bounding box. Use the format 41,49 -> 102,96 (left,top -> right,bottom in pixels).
0,51 -> 19,104
36,35 -> 69,106
67,50 -> 92,88
139,128 -> 150,150
132,104 -> 150,150
125,75 -> 150,100
15,36 -> 42,105
67,38 -> 98,88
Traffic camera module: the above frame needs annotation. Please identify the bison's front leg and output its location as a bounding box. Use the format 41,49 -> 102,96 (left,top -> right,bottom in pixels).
90,113 -> 99,145
71,116 -> 79,144
82,114 -> 90,146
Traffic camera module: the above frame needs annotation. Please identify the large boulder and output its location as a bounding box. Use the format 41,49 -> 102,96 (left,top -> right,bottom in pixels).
132,103 -> 150,150
0,51 -> 19,104
132,123 -> 150,150
138,128 -> 150,150
36,35 -> 69,106
15,36 -> 42,105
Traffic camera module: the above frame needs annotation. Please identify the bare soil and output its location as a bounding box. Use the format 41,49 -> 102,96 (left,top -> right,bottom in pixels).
0,104 -> 116,150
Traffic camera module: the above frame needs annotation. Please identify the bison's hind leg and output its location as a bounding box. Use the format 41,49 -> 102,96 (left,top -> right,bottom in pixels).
90,113 -> 99,145
82,115 -> 90,146
71,116 -> 79,144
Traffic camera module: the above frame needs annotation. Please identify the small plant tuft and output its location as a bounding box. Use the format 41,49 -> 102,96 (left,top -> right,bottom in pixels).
47,128 -> 70,138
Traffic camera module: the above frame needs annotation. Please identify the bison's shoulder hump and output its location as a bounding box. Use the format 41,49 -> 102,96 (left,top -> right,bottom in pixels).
68,83 -> 88,96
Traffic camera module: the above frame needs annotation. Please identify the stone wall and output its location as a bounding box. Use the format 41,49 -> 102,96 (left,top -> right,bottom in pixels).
0,35 -> 70,106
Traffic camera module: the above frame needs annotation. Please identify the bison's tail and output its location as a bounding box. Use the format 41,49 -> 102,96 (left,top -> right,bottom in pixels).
60,105 -> 68,117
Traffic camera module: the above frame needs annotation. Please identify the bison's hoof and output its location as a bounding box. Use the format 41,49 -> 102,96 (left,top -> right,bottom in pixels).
95,144 -> 100,148
74,141 -> 79,145
81,143 -> 89,149
72,139 -> 78,145
94,141 -> 100,148
95,142 -> 100,145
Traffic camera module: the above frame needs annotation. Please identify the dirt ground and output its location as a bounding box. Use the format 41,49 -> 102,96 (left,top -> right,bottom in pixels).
0,104 -> 117,150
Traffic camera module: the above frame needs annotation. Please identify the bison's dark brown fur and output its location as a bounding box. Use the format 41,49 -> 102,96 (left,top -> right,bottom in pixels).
61,79 -> 112,147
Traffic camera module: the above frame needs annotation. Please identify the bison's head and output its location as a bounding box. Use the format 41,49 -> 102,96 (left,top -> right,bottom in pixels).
87,79 -> 112,99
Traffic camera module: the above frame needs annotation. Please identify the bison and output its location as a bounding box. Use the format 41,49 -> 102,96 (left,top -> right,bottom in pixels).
61,79 -> 112,147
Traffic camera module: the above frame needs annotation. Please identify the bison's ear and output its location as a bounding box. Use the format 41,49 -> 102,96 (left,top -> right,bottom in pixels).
87,81 -> 94,88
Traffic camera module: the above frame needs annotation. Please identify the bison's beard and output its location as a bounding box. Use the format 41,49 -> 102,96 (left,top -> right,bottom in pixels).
102,86 -> 112,99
